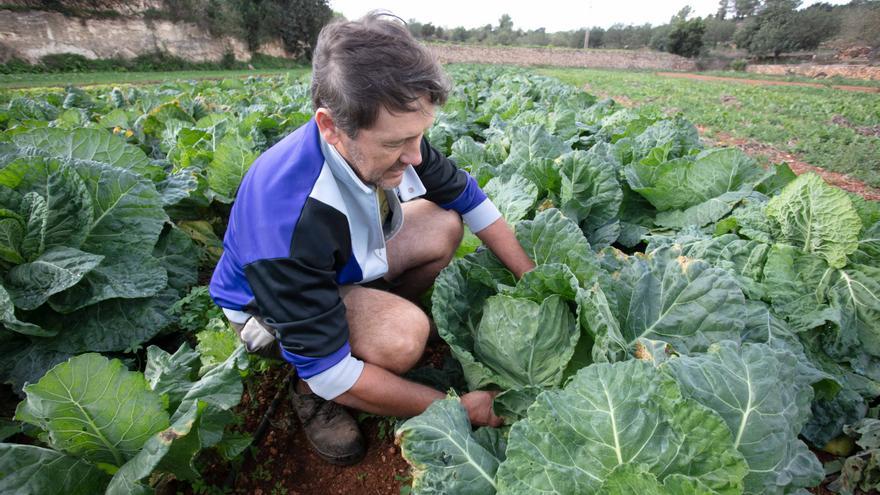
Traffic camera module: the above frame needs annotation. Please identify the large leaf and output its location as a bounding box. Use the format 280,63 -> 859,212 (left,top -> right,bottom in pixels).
143,345 -> 247,480
664,341 -> 824,494
823,263 -> 880,379
625,148 -> 763,212
761,244 -> 834,332
47,255 -> 167,313
207,132 -> 259,200
105,402 -> 203,495
432,252 -> 509,390
851,221 -> 880,266
396,397 -> 502,495
482,174 -> 538,224
515,208 -> 599,286
599,463 -> 720,494
4,247 -> 103,310
171,345 -> 247,423
156,168 -> 199,207
740,300 -> 839,400
10,127 -> 161,180
500,262 -> 580,302
766,173 -> 861,269
556,149 -> 622,246
654,191 -> 761,229
0,158 -> 93,260
502,125 -> 568,191
37,288 -> 176,353
631,117 -> 701,162
669,233 -> 771,300
15,353 -> 170,467
145,343 -> 200,412
0,338 -> 71,392
152,224 -> 199,295
496,360 -> 748,494
0,208 -> 25,264
75,162 -> 167,259
587,247 -> 746,362
474,294 -> 578,389
0,444 -> 110,495
0,285 -> 52,337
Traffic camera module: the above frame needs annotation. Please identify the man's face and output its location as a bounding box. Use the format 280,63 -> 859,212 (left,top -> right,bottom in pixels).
322,96 -> 436,189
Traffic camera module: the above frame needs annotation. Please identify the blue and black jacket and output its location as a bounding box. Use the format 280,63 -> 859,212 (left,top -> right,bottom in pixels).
209,119 -> 500,399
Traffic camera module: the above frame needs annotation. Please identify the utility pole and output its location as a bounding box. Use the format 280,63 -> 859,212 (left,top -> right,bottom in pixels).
583,0 -> 593,49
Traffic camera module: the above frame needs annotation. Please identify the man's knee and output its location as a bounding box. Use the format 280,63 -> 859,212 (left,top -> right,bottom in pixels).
377,306 -> 430,374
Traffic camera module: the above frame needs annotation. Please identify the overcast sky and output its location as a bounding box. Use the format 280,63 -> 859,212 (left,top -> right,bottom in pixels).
328,0 -> 850,31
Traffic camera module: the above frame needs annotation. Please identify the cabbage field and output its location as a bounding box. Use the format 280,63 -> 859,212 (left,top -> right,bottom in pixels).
0,66 -> 878,494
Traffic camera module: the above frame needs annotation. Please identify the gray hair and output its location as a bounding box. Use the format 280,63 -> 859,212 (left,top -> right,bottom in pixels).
311,12 -> 451,137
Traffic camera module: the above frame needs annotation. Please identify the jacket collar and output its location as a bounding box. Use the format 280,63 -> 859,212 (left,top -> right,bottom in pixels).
315,123 -> 374,195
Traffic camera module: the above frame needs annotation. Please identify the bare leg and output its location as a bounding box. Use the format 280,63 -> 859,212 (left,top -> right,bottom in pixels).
342,286 -> 430,374
384,199 -> 463,301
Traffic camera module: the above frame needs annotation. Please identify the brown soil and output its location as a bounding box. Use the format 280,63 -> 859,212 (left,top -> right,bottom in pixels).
168,341 -> 455,495
699,126 -> 880,201
655,72 -> 880,94
166,364 -> 408,495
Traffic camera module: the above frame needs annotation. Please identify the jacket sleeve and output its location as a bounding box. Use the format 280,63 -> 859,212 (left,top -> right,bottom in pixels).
243,198 -> 363,400
415,137 -> 501,233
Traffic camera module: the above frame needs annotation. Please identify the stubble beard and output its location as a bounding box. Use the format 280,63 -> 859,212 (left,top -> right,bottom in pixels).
346,142 -> 406,189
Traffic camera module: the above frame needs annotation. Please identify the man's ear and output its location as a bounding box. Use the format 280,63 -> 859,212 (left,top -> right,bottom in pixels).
315,108 -> 343,145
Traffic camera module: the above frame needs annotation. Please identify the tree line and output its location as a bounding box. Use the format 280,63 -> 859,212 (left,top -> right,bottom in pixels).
4,0 -> 877,60
406,0 -> 880,58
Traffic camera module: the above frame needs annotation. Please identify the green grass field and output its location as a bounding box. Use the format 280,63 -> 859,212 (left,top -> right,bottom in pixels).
0,68 -> 308,89
537,67 -> 880,189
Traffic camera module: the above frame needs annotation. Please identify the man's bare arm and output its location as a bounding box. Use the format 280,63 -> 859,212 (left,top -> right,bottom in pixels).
332,363 -> 503,427
475,217 -> 535,279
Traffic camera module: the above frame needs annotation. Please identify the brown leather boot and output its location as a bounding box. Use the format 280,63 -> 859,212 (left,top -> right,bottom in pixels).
290,384 -> 365,466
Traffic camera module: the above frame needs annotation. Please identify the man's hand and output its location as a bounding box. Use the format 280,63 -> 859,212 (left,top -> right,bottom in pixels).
460,390 -> 504,427
474,218 -> 535,280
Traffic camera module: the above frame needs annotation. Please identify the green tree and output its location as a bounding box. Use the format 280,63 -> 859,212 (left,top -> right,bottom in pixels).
420,22 -> 436,39
667,17 -> 706,57
734,0 -> 760,18
649,24 -> 673,51
450,26 -> 468,42
276,0 -> 333,59
703,16 -> 737,46
735,0 -> 800,57
494,14 -> 515,45
789,2 -> 841,50
587,27 -> 604,48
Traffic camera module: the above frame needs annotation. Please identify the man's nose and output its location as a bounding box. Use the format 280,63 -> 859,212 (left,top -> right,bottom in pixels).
400,139 -> 422,166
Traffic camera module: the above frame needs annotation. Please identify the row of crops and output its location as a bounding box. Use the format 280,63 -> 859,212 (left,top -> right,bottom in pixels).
0,66 -> 877,493
0,76 -> 312,493
396,68 -> 880,494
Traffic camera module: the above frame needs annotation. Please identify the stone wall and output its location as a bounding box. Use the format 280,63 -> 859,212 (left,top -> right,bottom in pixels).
0,9 -> 293,63
747,63 -> 880,81
428,43 -> 698,71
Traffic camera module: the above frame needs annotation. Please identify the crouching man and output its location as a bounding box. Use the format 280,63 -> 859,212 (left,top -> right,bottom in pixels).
209,12 -> 535,465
